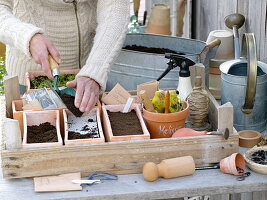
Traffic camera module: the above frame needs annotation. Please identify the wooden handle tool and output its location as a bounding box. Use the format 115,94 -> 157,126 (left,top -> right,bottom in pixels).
143,156 -> 195,182
139,90 -> 154,112
48,55 -> 59,77
134,0 -> 141,18
164,90 -> 170,113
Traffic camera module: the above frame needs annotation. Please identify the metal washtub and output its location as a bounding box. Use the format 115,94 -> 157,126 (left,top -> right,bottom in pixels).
107,34 -> 219,91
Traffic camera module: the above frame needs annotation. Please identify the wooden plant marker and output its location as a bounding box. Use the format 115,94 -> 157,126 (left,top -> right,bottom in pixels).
34,172 -> 82,192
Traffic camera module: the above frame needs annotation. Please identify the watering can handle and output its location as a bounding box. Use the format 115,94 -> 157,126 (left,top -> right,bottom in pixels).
206,39 -> 221,48
241,33 -> 257,114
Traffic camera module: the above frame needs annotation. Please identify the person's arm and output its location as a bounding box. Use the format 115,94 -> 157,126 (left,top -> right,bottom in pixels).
0,0 -> 61,78
68,0 -> 130,112
0,0 -> 43,57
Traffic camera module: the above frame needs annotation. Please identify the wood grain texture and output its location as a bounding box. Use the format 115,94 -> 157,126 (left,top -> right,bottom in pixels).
1,132 -> 238,179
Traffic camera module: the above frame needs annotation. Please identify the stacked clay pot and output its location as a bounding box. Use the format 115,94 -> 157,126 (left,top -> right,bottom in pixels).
145,4 -> 171,35
206,30 -> 234,99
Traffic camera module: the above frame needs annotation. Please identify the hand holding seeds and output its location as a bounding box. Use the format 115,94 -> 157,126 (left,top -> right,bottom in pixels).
66,76 -> 100,112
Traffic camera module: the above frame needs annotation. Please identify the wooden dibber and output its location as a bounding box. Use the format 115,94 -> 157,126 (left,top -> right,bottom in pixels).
139,90 -> 154,112
164,90 -> 170,113
143,156 -> 195,182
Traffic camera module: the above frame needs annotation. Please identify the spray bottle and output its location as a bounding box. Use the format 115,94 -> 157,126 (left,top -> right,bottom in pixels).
157,53 -> 195,100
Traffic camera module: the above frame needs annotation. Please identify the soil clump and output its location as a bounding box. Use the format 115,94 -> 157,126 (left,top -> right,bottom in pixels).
57,93 -> 83,117
27,122 -> 58,143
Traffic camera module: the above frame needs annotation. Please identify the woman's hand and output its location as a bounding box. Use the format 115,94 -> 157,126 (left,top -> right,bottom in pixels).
29,33 -> 61,79
66,77 -> 100,112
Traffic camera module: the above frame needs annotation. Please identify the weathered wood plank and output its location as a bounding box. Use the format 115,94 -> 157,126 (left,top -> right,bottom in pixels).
1,132 -> 238,179
253,191 -> 267,200
210,194 -> 230,200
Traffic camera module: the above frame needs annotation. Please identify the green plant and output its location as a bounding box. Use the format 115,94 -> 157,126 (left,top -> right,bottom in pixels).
0,57 -> 7,95
30,74 -> 76,89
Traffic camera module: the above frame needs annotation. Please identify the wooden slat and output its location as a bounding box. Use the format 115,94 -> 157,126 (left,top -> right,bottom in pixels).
253,191 -> 267,200
210,194 -> 230,200
1,132 -> 238,179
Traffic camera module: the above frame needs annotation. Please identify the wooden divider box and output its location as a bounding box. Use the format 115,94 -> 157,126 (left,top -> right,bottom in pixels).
1,89 -> 238,179
64,107 -> 105,145
102,103 -> 150,142
12,99 -> 66,138
22,110 -> 63,148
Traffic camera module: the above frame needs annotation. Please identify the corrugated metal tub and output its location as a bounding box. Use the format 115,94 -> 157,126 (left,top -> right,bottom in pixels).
107,34 -> 218,91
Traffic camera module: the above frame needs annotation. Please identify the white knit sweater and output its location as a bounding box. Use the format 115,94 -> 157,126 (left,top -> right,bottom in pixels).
0,0 -> 129,91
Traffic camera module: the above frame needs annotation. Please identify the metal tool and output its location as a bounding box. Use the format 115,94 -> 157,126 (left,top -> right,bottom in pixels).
72,180 -> 101,184
48,55 -> 76,97
206,128 -> 230,140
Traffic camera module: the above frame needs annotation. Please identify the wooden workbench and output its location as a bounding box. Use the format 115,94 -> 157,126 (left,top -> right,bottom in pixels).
0,148 -> 267,200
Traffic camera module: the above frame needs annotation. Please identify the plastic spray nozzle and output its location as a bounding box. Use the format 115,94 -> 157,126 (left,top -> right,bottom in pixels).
157,53 -> 195,81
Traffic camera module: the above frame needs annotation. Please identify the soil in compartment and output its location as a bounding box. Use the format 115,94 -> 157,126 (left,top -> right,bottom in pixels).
107,110 -> 143,136
123,45 -> 185,55
67,114 -> 99,140
57,93 -> 83,117
27,122 -> 58,143
30,74 -> 76,89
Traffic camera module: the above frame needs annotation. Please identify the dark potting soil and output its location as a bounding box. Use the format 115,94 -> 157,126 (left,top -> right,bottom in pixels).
57,93 -> 84,117
250,150 -> 267,165
107,110 -> 143,136
27,122 -> 58,143
68,128 -> 99,140
123,45 -> 185,55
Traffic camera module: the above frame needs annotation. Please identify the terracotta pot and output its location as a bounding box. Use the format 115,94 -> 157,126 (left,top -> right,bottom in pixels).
102,103 -> 150,142
64,105 -> 105,145
238,130 -> 261,148
25,69 -> 80,94
143,101 -> 189,138
12,99 -> 66,138
209,58 -> 230,100
143,156 -> 195,182
22,110 -> 63,148
220,153 -> 245,175
206,30 -> 234,60
145,4 -> 171,35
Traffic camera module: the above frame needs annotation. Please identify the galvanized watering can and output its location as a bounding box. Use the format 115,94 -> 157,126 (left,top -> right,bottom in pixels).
220,33 -> 267,132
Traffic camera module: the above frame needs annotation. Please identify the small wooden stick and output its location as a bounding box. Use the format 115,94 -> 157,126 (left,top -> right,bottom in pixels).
139,90 -> 154,112
165,90 -> 170,113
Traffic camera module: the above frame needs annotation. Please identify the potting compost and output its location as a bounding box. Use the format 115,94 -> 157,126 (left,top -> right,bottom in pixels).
58,93 -> 83,117
123,45 -> 183,55
30,74 -> 75,89
27,122 -> 58,143
67,114 -> 99,139
250,150 -> 267,165
107,110 -> 143,136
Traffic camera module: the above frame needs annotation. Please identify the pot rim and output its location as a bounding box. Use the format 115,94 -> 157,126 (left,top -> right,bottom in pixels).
238,130 -> 262,140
